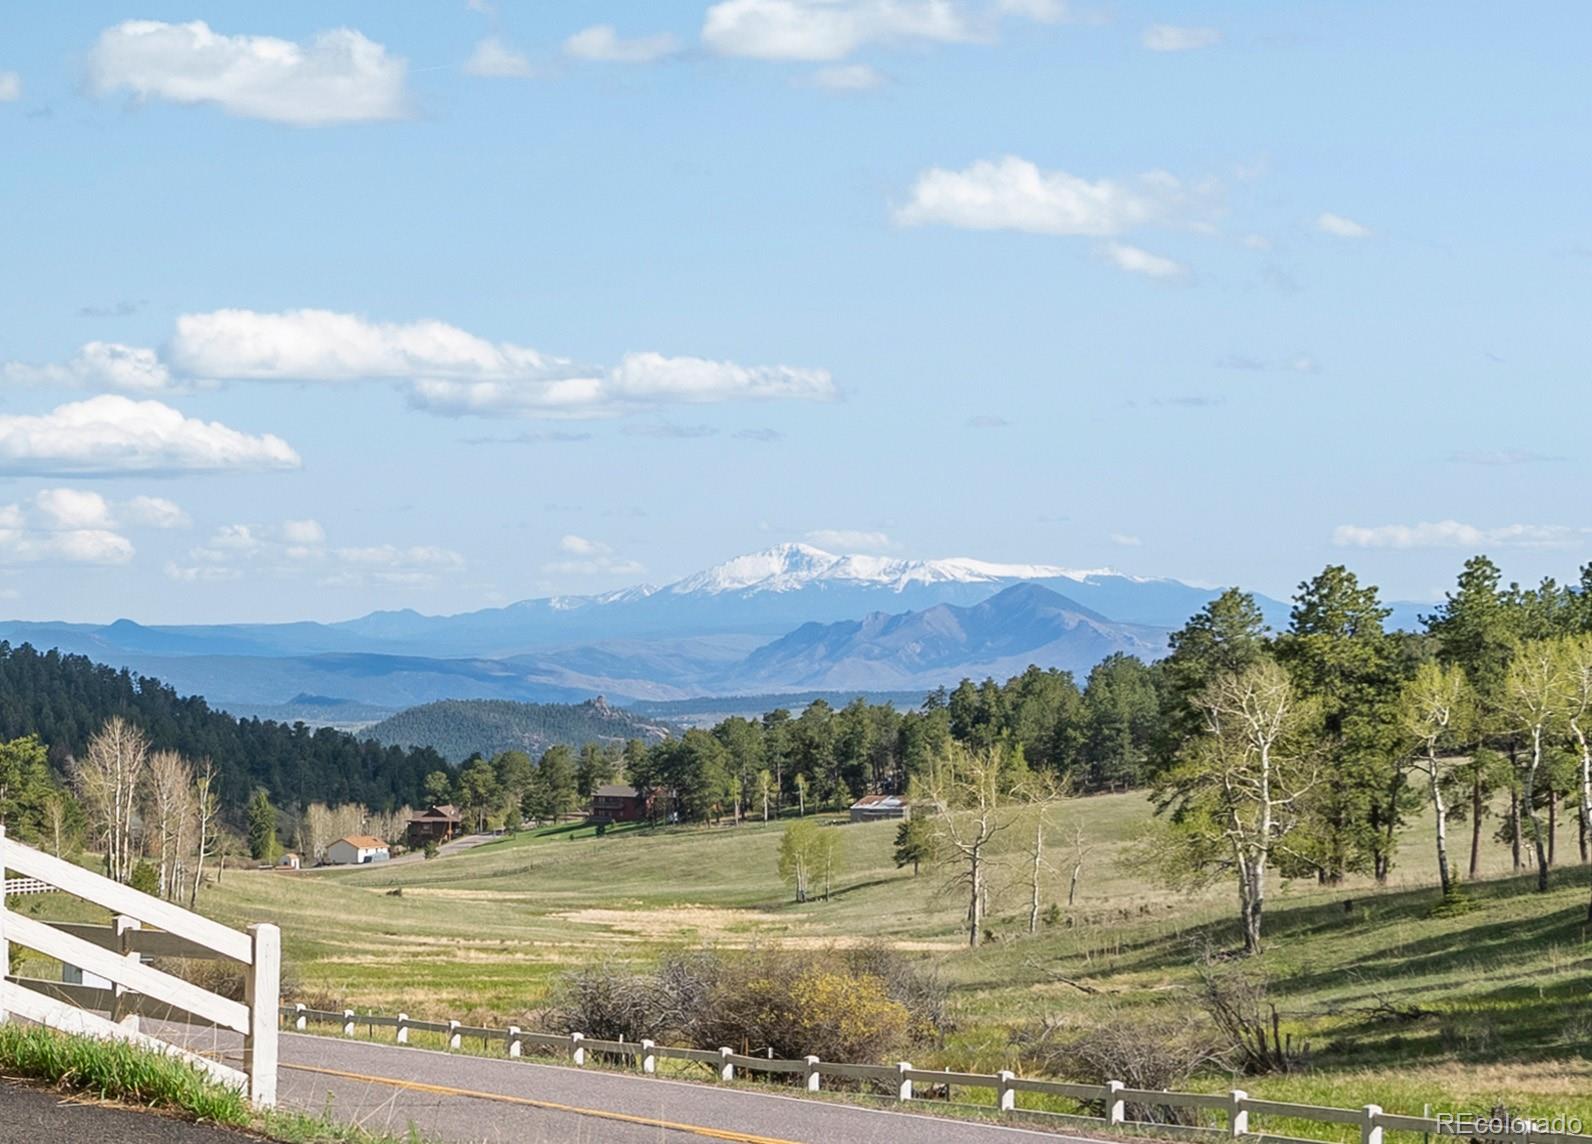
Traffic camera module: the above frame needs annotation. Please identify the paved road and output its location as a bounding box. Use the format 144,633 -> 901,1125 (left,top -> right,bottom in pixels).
0,1079 -> 247,1144
161,1024 -> 1088,1143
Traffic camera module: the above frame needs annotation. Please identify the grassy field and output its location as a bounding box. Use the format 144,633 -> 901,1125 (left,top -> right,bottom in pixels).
19,792 -> 1591,1127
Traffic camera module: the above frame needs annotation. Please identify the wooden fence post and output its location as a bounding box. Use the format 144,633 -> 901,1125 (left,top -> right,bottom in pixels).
111,916 -> 141,1032
507,1026 -> 521,1058
804,1056 -> 820,1093
570,1032 -> 586,1065
1229,1090 -> 1249,1137
1107,1080 -> 1126,1126
718,1047 -> 734,1082
243,923 -> 280,1109
0,825 -> 9,1022
896,1063 -> 913,1101
396,1013 -> 408,1044
640,1039 -> 656,1075
1362,1105 -> 1384,1144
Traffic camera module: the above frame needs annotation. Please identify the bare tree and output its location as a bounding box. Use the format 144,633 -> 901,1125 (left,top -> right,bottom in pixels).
1503,640 -> 1563,893
1400,661 -> 1475,898
916,744 -> 1013,947
1557,635 -> 1592,918
1015,774 -> 1069,934
1065,818 -> 1093,908
147,750 -> 195,899
189,760 -> 219,908
73,717 -> 150,883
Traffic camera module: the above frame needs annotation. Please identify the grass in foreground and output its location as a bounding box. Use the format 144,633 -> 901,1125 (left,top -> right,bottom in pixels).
0,1024 -> 432,1144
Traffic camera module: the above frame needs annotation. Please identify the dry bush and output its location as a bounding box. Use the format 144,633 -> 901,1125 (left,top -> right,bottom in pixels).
1195,955 -> 1306,1074
543,946 -> 946,1064
1016,1009 -> 1230,1124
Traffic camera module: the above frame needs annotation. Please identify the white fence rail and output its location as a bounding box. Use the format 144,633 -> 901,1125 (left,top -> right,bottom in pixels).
283,1002 -> 1592,1144
0,825 -> 280,1106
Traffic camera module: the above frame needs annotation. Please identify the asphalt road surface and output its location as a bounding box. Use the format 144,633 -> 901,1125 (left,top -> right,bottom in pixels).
161,1023 -> 1090,1143
0,1079 -> 248,1144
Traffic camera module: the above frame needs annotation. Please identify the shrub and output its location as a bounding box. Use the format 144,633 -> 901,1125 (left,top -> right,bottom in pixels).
128,861 -> 160,895
1016,1009 -> 1229,1123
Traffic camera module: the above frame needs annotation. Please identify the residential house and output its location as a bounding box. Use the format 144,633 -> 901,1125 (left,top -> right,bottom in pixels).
589,784 -> 652,824
406,804 -> 463,848
849,793 -> 909,822
325,835 -> 391,865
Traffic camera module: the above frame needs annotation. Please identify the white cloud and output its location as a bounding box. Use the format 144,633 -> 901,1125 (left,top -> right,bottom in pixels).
805,528 -> 897,552
997,0 -> 1074,23
0,72 -> 21,102
2,341 -> 173,393
1109,532 -> 1143,547
0,395 -> 299,476
1316,211 -> 1373,239
559,534 -> 610,556
1104,241 -> 1187,279
808,63 -> 884,90
703,0 -> 975,61
1332,521 -> 1586,550
0,498 -> 134,566
165,562 -> 242,583
1142,24 -> 1220,52
335,544 -> 466,570
87,20 -> 406,126
123,495 -> 190,529
281,518 -> 326,544
896,156 -> 1172,237
564,25 -> 680,63
35,489 -> 114,530
174,309 -> 833,415
464,37 -> 532,77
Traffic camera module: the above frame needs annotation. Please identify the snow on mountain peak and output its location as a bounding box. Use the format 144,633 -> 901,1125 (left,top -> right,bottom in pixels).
666,543 -> 1126,596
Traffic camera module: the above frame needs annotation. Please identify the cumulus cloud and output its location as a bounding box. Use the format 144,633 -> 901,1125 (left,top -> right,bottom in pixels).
564,25 -> 680,63
18,309 -> 836,421
0,493 -> 136,566
464,37 -> 532,77
702,0 -> 976,61
1332,521 -> 1587,550
2,341 -> 172,393
1109,532 -> 1143,547
170,521 -> 464,588
897,156 -> 1173,237
35,489 -> 114,530
1316,211 -> 1373,239
1104,241 -> 1187,279
1142,24 -> 1220,52
559,534 -> 610,556
281,518 -> 326,544
0,395 -> 299,476
123,495 -> 190,529
0,72 -> 21,102
807,63 -> 884,90
86,20 -> 407,126
543,534 -> 643,576
806,528 -> 897,552
177,308 -> 834,417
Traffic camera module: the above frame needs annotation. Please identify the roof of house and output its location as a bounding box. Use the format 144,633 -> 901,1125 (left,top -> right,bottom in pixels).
593,784 -> 640,799
334,835 -> 389,850
410,804 -> 461,822
851,794 -> 907,808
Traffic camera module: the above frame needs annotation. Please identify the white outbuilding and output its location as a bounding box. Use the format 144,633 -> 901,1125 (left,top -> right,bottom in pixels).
325,835 -> 390,866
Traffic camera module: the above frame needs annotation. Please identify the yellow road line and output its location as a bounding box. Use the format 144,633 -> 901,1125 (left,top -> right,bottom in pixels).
281,1061 -> 804,1144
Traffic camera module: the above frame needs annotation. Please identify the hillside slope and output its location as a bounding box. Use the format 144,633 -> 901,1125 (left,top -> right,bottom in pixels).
364,697 -> 673,762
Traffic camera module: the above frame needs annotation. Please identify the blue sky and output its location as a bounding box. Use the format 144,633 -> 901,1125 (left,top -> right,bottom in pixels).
1,2 -> 1588,624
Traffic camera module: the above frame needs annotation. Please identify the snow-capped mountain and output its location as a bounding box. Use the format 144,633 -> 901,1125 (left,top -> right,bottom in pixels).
665,542 -> 1121,596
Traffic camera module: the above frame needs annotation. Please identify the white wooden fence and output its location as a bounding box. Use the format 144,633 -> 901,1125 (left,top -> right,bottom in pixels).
0,825 -> 280,1106
284,1002 -> 1592,1144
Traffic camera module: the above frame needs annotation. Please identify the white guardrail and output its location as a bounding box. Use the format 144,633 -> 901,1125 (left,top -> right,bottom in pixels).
283,1003 -> 1592,1144
0,825 -> 281,1106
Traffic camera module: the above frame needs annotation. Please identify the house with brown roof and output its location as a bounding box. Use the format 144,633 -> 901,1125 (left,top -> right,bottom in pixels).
406,804 -> 463,847
849,793 -> 909,822
589,784 -> 652,824
325,835 -> 391,865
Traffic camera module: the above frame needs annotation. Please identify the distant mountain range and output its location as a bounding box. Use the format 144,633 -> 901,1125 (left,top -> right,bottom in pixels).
0,542 -> 1427,714
362,697 -> 673,764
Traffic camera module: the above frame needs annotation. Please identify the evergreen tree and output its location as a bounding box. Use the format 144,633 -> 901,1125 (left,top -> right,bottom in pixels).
246,789 -> 280,862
